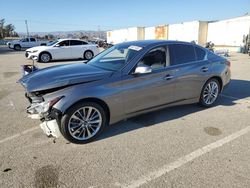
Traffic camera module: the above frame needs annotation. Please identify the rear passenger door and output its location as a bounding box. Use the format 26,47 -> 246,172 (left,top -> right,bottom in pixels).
168,44 -> 211,101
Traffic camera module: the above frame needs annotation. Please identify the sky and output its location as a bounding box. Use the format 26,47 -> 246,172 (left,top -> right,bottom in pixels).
1,0 -> 250,33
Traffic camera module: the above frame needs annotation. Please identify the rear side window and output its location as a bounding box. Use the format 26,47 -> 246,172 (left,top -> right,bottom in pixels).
70,40 -> 83,45
169,44 -> 196,65
195,47 -> 206,61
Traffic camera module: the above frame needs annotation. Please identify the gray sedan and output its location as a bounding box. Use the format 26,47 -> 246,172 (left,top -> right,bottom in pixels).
18,40 -> 231,144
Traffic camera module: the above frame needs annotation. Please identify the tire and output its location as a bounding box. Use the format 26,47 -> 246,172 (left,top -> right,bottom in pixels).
60,102 -> 108,144
199,78 -> 221,107
39,52 -> 51,63
14,45 -> 21,51
84,50 -> 94,60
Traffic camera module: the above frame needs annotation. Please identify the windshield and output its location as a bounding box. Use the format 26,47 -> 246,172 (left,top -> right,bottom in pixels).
88,44 -> 142,71
48,40 -> 59,46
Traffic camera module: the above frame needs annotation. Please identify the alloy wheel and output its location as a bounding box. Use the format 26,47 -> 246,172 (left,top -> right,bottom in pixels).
203,81 -> 219,105
85,51 -> 93,60
40,53 -> 50,62
68,106 -> 102,141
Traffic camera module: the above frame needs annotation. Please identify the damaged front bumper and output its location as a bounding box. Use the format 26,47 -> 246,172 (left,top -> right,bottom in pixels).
26,93 -> 63,138
40,119 -> 61,138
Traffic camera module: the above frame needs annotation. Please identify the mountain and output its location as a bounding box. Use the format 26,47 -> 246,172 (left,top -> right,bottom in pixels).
18,30 -> 106,40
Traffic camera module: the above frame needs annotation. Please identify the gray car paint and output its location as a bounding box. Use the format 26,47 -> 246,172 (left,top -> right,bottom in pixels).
19,40 -> 231,125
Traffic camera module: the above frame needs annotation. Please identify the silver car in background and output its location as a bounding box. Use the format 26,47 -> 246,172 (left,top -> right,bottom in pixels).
18,40 -> 231,144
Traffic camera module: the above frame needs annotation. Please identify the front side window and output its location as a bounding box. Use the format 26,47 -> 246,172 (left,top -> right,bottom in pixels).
138,47 -> 168,70
30,38 -> 36,42
48,40 -> 59,46
20,38 -> 29,42
88,44 -> 142,71
169,44 -> 196,65
70,40 -> 83,46
58,40 -> 70,46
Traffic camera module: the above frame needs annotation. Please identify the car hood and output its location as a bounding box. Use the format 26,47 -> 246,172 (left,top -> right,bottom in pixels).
10,40 -> 19,44
18,63 -> 112,92
26,46 -> 49,52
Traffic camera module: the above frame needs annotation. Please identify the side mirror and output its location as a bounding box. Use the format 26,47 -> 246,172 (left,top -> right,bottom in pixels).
133,64 -> 152,75
54,44 -> 60,47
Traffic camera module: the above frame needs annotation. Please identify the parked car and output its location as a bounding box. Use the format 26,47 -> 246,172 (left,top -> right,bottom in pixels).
18,40 -> 231,144
8,37 -> 48,51
25,39 -> 99,62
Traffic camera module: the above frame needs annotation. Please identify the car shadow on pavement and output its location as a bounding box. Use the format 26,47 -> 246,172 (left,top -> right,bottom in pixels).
96,79 -> 250,142
0,46 -> 25,54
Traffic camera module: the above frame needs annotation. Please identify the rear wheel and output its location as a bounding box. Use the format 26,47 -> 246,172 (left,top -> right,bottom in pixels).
60,102 -> 107,144
84,50 -> 93,60
199,78 -> 220,107
39,52 -> 51,63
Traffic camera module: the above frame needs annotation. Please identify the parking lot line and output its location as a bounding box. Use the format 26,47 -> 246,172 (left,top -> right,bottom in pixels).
0,126 -> 39,144
122,126 -> 250,188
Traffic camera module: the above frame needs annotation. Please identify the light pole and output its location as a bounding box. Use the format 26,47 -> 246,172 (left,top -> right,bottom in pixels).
25,20 -> 29,37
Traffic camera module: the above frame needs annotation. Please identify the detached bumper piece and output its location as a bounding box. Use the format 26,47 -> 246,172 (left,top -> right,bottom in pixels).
40,120 -> 61,138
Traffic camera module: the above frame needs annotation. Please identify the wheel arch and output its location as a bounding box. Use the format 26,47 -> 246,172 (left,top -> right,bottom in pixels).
207,76 -> 223,92
63,97 -> 110,124
39,51 -> 52,60
14,44 -> 21,50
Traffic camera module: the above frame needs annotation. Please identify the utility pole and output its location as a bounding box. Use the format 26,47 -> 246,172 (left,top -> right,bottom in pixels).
25,20 -> 29,37
98,25 -> 100,39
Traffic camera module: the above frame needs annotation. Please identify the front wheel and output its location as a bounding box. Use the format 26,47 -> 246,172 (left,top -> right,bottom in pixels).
14,45 -> 21,51
199,79 -> 220,107
39,52 -> 51,63
60,102 -> 107,144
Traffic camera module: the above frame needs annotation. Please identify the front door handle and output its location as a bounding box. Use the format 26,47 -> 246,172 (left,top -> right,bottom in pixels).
201,67 -> 209,72
163,74 -> 174,80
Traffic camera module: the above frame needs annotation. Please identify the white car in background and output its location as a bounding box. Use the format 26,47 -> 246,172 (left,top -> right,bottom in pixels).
8,37 -> 48,50
25,39 -> 99,63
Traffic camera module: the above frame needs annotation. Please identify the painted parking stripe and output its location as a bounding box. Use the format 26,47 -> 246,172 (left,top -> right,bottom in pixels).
0,127 -> 39,145
122,126 -> 250,188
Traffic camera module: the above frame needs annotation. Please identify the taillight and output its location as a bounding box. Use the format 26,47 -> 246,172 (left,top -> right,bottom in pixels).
225,61 -> 231,67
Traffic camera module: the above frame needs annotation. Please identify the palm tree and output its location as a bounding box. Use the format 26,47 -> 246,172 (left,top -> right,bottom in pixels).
5,24 -> 15,37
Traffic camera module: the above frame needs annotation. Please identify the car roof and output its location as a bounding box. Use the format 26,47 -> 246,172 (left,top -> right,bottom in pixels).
58,38 -> 86,42
116,40 -> 198,48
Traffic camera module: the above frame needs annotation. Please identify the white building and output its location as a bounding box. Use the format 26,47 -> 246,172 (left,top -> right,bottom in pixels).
107,27 -> 144,44
144,25 -> 168,40
106,15 -> 250,50
168,21 -> 208,46
207,15 -> 250,47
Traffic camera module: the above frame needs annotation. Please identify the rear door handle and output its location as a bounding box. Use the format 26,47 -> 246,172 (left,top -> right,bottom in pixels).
201,67 -> 209,72
163,74 -> 174,80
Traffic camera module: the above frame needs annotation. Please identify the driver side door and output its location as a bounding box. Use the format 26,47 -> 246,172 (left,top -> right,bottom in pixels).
51,40 -> 71,59
121,46 -> 175,115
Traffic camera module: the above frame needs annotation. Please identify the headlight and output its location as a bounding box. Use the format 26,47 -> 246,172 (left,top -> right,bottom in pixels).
31,50 -> 38,53
42,96 -> 63,113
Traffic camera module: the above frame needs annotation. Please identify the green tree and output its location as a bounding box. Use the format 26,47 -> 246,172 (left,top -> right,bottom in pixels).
0,19 -> 5,39
4,24 -> 15,37
0,18 -> 19,39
